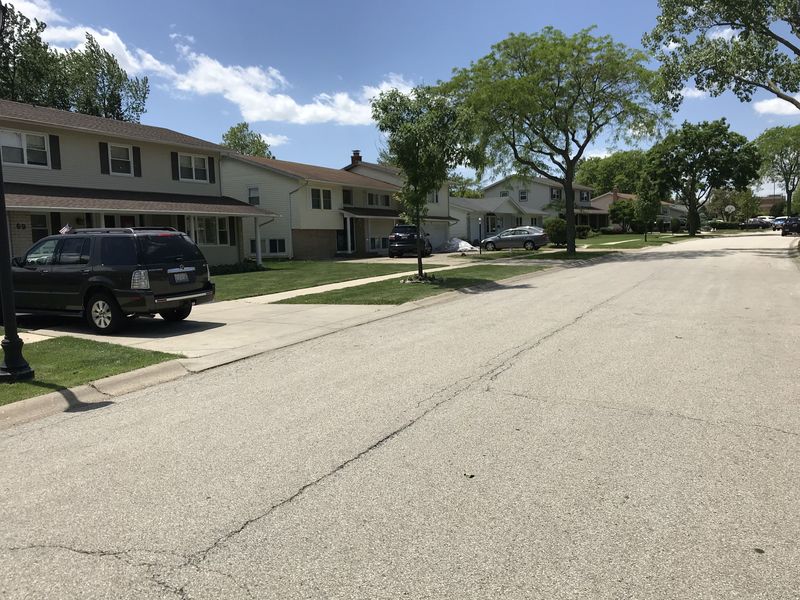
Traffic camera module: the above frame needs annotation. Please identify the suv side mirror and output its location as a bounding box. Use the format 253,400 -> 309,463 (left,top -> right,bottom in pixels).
11,257 -> 23,267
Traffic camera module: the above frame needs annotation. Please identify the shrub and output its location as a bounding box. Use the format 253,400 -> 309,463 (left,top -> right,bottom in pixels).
210,261 -> 267,276
575,225 -> 591,239
657,220 -> 670,233
543,217 -> 567,245
707,220 -> 740,230
670,217 -> 682,233
631,220 -> 647,234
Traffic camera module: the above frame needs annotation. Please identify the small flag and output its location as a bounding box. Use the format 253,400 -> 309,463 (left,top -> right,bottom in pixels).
59,224 -> 72,234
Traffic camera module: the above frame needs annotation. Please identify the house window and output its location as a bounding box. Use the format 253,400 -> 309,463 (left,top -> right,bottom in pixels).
370,237 -> 389,250
499,191 -> 509,198
428,191 -> 439,203
382,194 -> 391,207
195,217 -> 228,245
269,238 -> 286,253
179,154 -> 208,182
0,130 -> 48,167
109,144 -> 132,175
519,190 -> 528,202
30,214 -> 49,242
579,191 -> 591,203
312,188 -> 332,209
248,187 -> 260,205
250,238 -> 267,254
515,217 -> 523,226
368,193 -> 377,206
343,189 -> 353,206
550,188 -> 562,201
530,217 -> 538,227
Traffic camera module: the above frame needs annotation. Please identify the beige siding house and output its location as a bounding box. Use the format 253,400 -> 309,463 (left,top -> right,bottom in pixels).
0,99 -> 273,265
343,151 -> 455,250
591,191 -> 688,225
222,155 -> 404,259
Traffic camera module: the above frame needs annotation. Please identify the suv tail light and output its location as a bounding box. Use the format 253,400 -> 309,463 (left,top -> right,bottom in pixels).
388,234 -> 396,241
131,269 -> 150,290
206,264 -> 212,281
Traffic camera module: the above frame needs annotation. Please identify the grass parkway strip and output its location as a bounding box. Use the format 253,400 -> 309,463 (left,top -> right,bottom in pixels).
0,333 -> 176,406
277,264 -> 550,305
213,260 -> 446,302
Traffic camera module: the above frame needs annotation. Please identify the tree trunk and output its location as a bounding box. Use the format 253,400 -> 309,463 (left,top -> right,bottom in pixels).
563,180 -> 577,255
415,211 -> 423,278
687,200 -> 700,236
785,180 -> 793,216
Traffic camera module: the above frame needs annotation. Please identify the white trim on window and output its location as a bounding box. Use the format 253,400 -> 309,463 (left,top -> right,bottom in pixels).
311,188 -> 332,210
195,216 -> 228,246
0,129 -> 50,169
550,188 -> 562,201
519,189 -> 528,202
108,143 -> 133,177
248,186 -> 260,205
178,153 -> 209,182
499,190 -> 509,198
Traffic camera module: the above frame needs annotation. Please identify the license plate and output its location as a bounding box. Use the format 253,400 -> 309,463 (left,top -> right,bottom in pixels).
174,272 -> 189,283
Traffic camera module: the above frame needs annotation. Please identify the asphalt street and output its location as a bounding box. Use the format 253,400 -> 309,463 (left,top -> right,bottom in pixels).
1,233 -> 799,599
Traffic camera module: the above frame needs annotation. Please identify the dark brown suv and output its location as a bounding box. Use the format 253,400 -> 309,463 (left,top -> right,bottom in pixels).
10,228 -> 214,333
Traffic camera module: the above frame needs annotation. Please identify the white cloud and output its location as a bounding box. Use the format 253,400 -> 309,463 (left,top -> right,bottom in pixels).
753,95 -> 800,116
261,133 -> 289,147
584,148 -> 611,159
18,2 -> 414,127
708,27 -> 737,41
681,86 -> 708,99
12,0 -> 66,23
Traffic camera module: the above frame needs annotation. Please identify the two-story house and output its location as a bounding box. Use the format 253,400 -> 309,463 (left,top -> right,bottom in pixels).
0,99 -> 273,265
479,175 -> 598,232
591,191 -> 688,226
222,154 -> 406,259
343,151 -> 456,250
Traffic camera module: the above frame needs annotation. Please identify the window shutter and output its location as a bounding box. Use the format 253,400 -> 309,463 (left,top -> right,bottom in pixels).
132,146 -> 142,177
228,216 -> 236,246
99,142 -> 110,174
208,157 -> 216,183
170,152 -> 179,180
177,215 -> 186,233
49,135 -> 61,170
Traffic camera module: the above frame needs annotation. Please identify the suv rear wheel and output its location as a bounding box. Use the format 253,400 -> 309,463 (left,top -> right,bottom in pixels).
86,292 -> 124,334
160,305 -> 192,322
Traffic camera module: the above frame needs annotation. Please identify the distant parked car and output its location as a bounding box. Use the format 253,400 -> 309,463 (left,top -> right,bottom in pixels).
388,225 -> 432,258
757,215 -> 774,223
481,227 -> 549,251
739,218 -> 771,230
772,216 -> 789,231
10,227 -> 214,334
781,217 -> 800,236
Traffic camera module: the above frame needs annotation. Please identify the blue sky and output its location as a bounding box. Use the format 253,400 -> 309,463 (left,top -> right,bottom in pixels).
13,0 -> 800,183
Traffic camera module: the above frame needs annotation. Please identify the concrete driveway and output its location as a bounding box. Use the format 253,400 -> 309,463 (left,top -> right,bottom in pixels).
2,233 -> 799,598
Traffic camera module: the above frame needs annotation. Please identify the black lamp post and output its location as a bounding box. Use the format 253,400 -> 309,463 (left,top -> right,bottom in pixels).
478,217 -> 482,255
0,0 -> 34,382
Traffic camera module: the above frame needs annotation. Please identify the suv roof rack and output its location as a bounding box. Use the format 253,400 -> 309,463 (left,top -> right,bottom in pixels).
69,227 -> 178,235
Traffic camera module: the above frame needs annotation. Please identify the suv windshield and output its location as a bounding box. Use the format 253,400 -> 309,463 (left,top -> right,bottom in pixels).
138,234 -> 204,264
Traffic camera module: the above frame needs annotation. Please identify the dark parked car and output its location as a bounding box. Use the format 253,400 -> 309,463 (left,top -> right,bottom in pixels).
481,227 -> 549,251
781,217 -> 800,236
772,216 -> 789,231
388,225 -> 432,258
10,227 -> 214,334
739,218 -> 771,230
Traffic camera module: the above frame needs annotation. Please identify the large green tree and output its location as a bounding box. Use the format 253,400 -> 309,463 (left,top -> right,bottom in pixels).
372,86 -> 474,278
222,122 -> 274,157
644,1 -> 800,113
609,198 -> 636,230
575,150 -> 648,195
447,27 -> 664,254
756,125 -> 800,215
0,4 -> 68,109
448,173 -> 483,198
641,119 -> 761,235
66,34 -> 149,122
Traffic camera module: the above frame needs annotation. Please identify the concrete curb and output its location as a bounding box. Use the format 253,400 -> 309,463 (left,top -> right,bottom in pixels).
0,359 -> 189,431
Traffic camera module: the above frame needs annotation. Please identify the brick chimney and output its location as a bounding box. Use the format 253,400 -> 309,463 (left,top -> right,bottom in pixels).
351,150 -> 362,166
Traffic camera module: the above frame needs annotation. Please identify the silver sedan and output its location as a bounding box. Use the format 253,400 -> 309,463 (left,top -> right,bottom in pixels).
481,227 -> 549,251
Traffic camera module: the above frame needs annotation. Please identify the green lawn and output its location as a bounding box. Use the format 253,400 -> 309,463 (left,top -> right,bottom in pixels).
0,337 -> 176,407
278,264 -> 549,305
214,260 -> 445,302
458,249 -> 618,260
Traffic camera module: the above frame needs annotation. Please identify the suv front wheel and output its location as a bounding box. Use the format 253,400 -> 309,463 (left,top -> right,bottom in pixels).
86,292 -> 124,334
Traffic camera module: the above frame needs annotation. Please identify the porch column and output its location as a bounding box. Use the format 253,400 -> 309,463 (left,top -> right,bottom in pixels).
254,217 -> 262,264
98,213 -> 105,229
345,217 -> 352,253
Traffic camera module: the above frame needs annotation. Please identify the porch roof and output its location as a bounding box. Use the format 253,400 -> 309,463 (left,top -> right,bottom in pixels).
2,183 -> 275,218
341,207 -> 457,222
